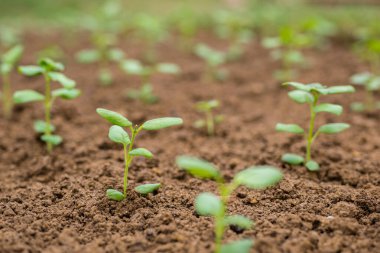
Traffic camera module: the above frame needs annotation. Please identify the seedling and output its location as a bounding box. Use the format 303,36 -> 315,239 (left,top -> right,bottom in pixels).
195,43 -> 228,82
350,72 -> 380,112
0,44 -> 23,118
120,59 -> 181,104
176,156 -> 283,253
17,58 -> 80,152
262,26 -> 312,81
354,38 -> 380,74
97,108 -> 183,201
276,82 -> 355,171
170,8 -> 200,51
194,100 -> 224,136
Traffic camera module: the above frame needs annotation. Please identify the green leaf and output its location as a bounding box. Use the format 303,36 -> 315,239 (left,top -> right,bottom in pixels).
221,239 -> 253,253
288,90 -> 314,104
350,102 -> 365,112
106,189 -> 125,201
76,49 -> 101,63
99,68 -> 113,86
38,58 -> 64,71
129,148 -> 153,158
318,123 -> 350,134
108,48 -> 125,62
48,72 -> 76,88
234,166 -> 283,189
261,37 -> 281,48
2,44 -> 23,64
283,82 -> 309,91
0,63 -> 12,74
134,183 -> 161,194
195,100 -> 220,111
305,160 -> 320,171
368,77 -> 380,91
350,72 -> 372,85
18,65 -> 44,76
276,123 -> 304,134
193,119 -> 206,128
156,63 -> 181,74
281,153 -> 304,165
13,90 -> 44,104
120,59 -> 145,75
108,125 -> 130,145
224,215 -> 253,230
41,134 -> 62,146
96,108 -> 132,127
314,103 -> 343,115
324,85 -> 355,94
176,156 -> 220,180
195,192 -> 222,217
142,117 -> 183,130
34,120 -> 55,133
53,88 -> 81,100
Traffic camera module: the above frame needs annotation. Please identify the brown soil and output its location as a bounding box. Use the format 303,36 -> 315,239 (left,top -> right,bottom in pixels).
0,31 -> 379,253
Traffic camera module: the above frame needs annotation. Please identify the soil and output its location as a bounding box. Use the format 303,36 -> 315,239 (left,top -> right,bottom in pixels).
0,31 -> 379,253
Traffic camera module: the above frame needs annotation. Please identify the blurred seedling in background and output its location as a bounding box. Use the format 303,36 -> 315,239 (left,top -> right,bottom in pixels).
176,156 -> 283,253
300,17 -> 337,49
120,59 -> 181,104
350,72 -> 380,112
0,26 -> 21,50
194,100 -> 224,136
37,45 -> 65,62
212,10 -> 254,61
0,44 -> 23,118
262,26 -> 312,81
354,38 -> 380,74
96,108 -> 183,201
276,82 -> 355,171
17,58 -> 80,152
195,43 -> 228,82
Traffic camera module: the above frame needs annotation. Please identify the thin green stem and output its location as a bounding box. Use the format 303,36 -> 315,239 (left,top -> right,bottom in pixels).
44,73 -> 53,153
206,111 -> 215,136
2,73 -> 12,119
306,95 -> 319,162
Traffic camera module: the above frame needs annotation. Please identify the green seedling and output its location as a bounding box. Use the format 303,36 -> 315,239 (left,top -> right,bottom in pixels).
194,100 -> 224,136
300,17 -> 337,49
354,38 -> 380,74
262,26 -> 312,81
0,44 -> 23,118
76,32 -> 124,86
0,27 -> 21,49
120,59 -> 181,104
97,108 -> 183,201
195,43 -> 228,82
276,82 -> 355,171
176,156 -> 283,253
17,58 -> 80,152
350,72 -> 380,112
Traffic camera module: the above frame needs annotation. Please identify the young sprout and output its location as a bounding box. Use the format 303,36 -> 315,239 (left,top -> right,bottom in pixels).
262,26 -> 312,81
17,58 -> 80,152
276,82 -> 355,171
170,8 -> 200,51
354,38 -> 380,74
0,44 -> 23,118
194,100 -> 224,136
120,59 -> 181,104
195,43 -> 228,82
97,108 -> 183,201
350,72 -> 380,112
176,156 -> 283,253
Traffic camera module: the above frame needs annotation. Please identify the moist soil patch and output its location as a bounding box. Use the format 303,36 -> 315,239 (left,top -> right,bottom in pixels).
0,31 -> 379,253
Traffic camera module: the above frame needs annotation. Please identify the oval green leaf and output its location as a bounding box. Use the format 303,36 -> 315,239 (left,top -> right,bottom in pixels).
34,120 -> 55,134
288,90 -> 314,104
134,183 -> 161,195
76,49 -> 101,63
276,123 -> 304,134
48,72 -> 76,89
13,90 -> 44,104
53,88 -> 81,100
156,63 -> 181,74
120,59 -> 144,75
38,58 -> 64,71
314,103 -> 343,115
2,44 -> 23,64
106,189 -> 124,201
305,160 -> 320,171
224,215 -> 253,230
41,134 -> 62,146
18,65 -> 44,76
318,123 -> 350,134
176,156 -> 220,180
281,153 -> 304,165
325,85 -> 355,94
195,192 -> 222,217
234,166 -> 283,189
96,108 -> 132,127
142,117 -> 183,130
129,148 -> 153,158
221,239 -> 253,253
108,125 -> 130,145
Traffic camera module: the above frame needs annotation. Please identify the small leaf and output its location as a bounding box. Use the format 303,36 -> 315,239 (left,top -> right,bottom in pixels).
120,59 -> 144,75
314,103 -> 343,115
18,65 -> 44,76
48,72 -> 76,88
318,123 -> 350,134
195,192 -> 222,217
156,63 -> 181,74
38,58 -> 64,71
0,63 -> 12,74
108,125 -> 130,145
305,160 -> 320,171
281,153 -> 304,165
324,85 -> 355,94
234,166 -> 283,189
108,48 -> 125,62
96,108 -> 132,127
276,123 -> 304,134
129,148 -> 153,158
221,239 -> 253,253
34,120 -> 55,133
106,189 -> 124,201
368,77 -> 380,91
193,119 -> 206,128
2,44 -> 23,64
176,156 -> 220,180
53,88 -> 81,99
76,49 -> 101,63
350,102 -> 365,112
225,215 -> 253,230
350,72 -> 372,85
134,183 -> 161,194
283,82 -> 309,91
195,100 -> 220,111
288,90 -> 314,104
142,117 -> 183,130
99,68 -> 113,86
41,134 -> 62,146
13,90 -> 44,104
